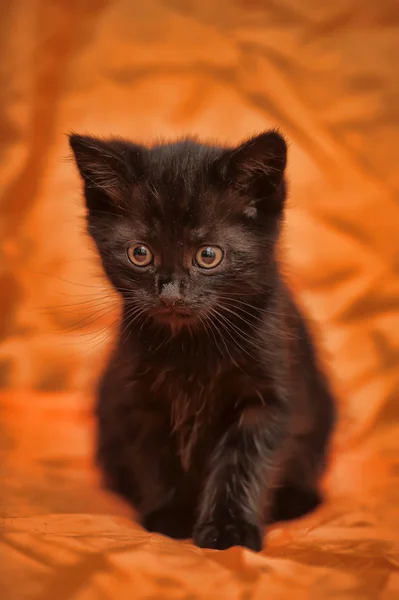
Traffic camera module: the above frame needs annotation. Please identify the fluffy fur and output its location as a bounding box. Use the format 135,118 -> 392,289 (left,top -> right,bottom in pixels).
70,130 -> 336,552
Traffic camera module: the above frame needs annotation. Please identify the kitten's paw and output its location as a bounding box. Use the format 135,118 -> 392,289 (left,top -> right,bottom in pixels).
142,505 -> 194,540
270,485 -> 322,523
193,519 -> 263,552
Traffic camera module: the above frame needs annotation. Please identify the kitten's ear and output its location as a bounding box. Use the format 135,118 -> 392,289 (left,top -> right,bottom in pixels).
69,134 -> 143,211
221,130 -> 287,216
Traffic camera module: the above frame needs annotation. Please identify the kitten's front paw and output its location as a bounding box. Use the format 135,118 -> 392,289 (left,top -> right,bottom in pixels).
193,519 -> 263,552
142,505 -> 194,540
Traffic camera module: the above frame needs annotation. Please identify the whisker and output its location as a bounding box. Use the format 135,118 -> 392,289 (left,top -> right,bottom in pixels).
219,301 -> 296,339
61,314 -> 118,340
208,308 -> 256,367
209,308 -> 267,360
34,270 -> 141,298
219,302 -> 261,326
39,297 -> 117,315
60,317 -> 119,350
120,304 -> 150,345
58,304 -> 119,334
217,293 -> 293,318
150,332 -> 169,354
72,305 -> 145,352
209,315 -> 238,366
200,313 -> 224,359
77,322 -> 119,351
34,272 -> 108,290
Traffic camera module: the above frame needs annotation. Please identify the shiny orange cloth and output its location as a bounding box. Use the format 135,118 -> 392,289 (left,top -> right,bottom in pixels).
0,1 -> 398,598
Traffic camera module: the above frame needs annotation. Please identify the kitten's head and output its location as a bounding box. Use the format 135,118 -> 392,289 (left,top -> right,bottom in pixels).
69,131 -> 287,332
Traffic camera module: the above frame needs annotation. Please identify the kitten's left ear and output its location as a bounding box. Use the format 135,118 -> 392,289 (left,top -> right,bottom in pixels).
221,130 -> 287,216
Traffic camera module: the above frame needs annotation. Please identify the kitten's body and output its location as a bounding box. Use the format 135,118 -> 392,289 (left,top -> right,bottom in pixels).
70,132 -> 336,551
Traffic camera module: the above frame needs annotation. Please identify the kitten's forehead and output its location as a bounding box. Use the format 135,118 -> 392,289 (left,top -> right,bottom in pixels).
147,139 -> 224,180
136,140 -> 228,232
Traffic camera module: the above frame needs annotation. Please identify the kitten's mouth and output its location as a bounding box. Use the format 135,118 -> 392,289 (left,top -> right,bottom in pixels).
153,307 -> 196,325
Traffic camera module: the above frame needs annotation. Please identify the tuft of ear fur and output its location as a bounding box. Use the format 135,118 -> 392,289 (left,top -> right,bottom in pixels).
221,130 -> 287,217
69,134 -> 143,211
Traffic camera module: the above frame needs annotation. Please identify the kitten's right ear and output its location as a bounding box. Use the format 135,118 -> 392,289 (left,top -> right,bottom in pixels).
69,134 -> 142,211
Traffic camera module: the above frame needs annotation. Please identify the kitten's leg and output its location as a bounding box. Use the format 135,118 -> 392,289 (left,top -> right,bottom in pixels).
268,439 -> 326,523
98,407 -> 194,539
269,484 -> 321,523
143,482 -> 196,540
193,404 -> 287,552
269,430 -> 331,523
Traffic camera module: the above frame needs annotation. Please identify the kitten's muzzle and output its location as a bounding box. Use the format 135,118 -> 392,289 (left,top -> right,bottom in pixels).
152,304 -> 197,325
155,282 -> 197,324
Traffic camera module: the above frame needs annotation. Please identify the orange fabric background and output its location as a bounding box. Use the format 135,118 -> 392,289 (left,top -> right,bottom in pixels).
0,1 -> 398,598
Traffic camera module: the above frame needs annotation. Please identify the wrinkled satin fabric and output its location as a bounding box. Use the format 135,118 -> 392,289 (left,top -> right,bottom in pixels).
0,1 -> 398,599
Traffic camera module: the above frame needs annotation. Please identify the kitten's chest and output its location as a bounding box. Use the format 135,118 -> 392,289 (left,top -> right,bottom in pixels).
133,358 -> 268,469
137,361 -> 226,469
146,362 -> 223,415
135,358 -> 267,417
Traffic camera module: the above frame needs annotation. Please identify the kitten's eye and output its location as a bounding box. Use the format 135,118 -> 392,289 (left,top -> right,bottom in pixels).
195,246 -> 224,269
127,244 -> 153,267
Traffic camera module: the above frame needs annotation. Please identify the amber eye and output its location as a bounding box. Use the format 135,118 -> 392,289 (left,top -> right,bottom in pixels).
127,244 -> 153,267
195,246 -> 224,269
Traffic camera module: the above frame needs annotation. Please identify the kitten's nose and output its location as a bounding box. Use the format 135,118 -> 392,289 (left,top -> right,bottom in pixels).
159,282 -> 183,307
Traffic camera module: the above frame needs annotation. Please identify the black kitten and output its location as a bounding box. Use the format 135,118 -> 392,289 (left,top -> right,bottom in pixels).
70,130 -> 336,552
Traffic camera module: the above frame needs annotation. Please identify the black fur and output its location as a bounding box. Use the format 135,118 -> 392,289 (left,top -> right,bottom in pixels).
69,130 -> 336,552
